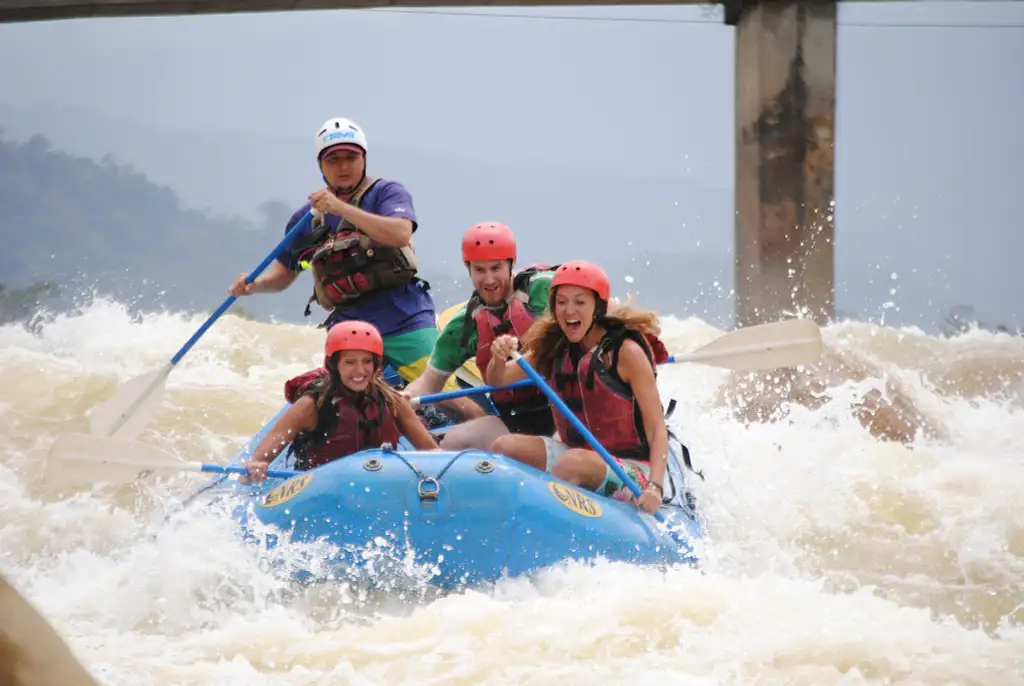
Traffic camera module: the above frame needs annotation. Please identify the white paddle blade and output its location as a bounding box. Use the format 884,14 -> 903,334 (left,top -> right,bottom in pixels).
454,366 -> 484,388
88,364 -> 172,440
0,573 -> 101,686
45,433 -> 200,489
676,318 -> 822,372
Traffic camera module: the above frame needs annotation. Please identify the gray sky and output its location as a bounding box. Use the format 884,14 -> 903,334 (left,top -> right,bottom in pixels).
1,1 -> 1022,331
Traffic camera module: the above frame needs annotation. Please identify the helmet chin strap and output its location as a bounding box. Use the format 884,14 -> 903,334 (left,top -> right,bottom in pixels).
583,299 -> 608,338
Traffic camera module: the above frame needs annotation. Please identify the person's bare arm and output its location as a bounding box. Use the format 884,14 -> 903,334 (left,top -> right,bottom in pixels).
402,368 -> 450,399
229,260 -> 300,297
310,188 -> 414,248
486,335 -> 530,386
393,395 -> 442,450
334,204 -> 414,247
617,340 -> 668,506
241,396 -> 318,482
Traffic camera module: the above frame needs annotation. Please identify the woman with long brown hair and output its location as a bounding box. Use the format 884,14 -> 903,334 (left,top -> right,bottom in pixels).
242,321 -> 439,483
487,260 -> 671,514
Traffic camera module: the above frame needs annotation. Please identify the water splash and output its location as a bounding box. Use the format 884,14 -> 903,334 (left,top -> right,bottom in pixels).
2,298 -> 1022,684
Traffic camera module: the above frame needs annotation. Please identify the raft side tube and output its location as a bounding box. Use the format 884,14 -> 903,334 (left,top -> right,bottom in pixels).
182,400 -> 704,587
234,447 -> 698,586
238,449 -> 524,587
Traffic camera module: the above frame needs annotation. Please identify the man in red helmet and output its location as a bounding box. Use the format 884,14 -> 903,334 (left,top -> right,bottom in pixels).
403,222 -> 557,450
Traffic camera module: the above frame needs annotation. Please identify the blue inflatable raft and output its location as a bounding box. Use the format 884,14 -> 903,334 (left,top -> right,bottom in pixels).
183,367 -> 705,590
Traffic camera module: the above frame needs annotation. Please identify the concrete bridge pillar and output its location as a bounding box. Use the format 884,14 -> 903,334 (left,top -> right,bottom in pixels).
729,0 -> 837,326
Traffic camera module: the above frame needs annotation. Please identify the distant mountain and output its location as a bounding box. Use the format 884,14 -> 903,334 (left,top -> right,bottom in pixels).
0,103 -> 737,326
0,133 -> 297,322
0,132 -> 732,328
0,103 -> 733,244
5,98 -> 1024,334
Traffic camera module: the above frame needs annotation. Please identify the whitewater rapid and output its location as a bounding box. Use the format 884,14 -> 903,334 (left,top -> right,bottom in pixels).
1,299 -> 1022,685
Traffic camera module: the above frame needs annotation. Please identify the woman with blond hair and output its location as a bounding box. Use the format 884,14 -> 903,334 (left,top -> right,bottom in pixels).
487,260 -> 671,514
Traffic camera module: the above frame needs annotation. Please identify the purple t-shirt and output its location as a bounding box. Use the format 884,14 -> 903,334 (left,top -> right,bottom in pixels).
277,179 -> 437,336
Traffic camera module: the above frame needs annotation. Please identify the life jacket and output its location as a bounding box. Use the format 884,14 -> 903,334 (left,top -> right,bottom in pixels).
461,264 -> 554,410
292,175 -> 419,316
549,325 -> 670,460
282,368 -> 401,471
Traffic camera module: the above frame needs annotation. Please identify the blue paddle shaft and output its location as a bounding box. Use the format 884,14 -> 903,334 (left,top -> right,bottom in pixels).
417,378 -> 535,404
510,353 -> 664,522
169,211 -> 314,366
201,464 -> 299,478
413,356 -> 696,407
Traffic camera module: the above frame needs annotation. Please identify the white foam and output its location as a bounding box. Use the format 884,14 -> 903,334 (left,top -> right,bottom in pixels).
1,302 -> 1021,683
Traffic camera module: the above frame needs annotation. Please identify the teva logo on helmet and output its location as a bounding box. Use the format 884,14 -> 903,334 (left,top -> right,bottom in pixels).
315,117 -> 369,159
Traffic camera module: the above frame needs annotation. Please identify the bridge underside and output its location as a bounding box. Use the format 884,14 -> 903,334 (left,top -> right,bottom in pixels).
0,0 -> 702,23
0,0 -> 837,327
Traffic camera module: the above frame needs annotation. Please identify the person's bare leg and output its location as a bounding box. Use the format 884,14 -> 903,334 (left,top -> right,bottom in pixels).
491,434 -> 548,471
551,449 -> 608,490
439,416 -> 509,451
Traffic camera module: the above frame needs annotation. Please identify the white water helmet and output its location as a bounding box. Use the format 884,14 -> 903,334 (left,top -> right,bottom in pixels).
315,117 -> 368,160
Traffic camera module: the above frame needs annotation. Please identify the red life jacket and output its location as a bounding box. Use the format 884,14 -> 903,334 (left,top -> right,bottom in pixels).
462,265 -> 554,410
548,326 -> 668,459
283,368 -> 401,470
291,175 -> 419,317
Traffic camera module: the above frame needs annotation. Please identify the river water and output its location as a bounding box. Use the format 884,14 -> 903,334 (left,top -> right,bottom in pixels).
1,299 -> 1022,684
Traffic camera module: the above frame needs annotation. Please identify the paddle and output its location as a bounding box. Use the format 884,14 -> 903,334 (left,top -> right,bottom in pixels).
408,318 -> 822,407
88,211 -> 315,441
663,317 -> 822,371
45,433 -> 299,490
0,573 -> 100,686
409,379 -> 536,408
509,351 -> 670,524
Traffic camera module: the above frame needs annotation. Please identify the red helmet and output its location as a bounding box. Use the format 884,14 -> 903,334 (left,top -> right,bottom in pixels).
461,222 -> 517,263
325,320 -> 384,359
551,260 -> 611,302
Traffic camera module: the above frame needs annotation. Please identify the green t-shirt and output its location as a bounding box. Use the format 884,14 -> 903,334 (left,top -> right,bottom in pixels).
428,270 -> 554,374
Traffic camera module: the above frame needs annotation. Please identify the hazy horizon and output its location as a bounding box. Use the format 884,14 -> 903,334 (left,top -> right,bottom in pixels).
2,1 -> 1023,332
